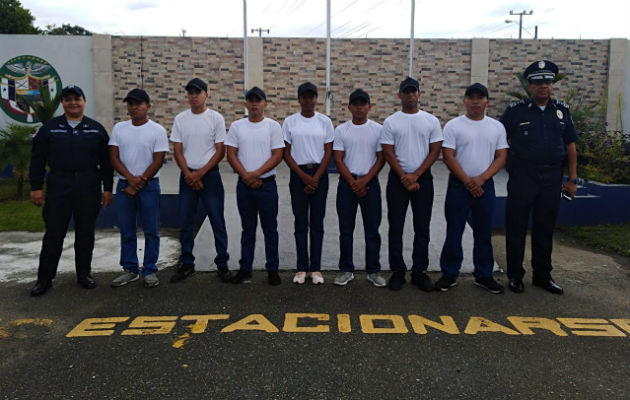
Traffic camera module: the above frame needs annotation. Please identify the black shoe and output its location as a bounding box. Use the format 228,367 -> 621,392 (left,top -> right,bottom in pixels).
268,271 -> 281,286
231,269 -> 252,284
217,267 -> 233,283
435,275 -> 458,292
78,275 -> 96,289
388,271 -> 406,291
532,276 -> 564,295
474,276 -> 505,294
411,271 -> 434,292
170,264 -> 195,283
508,278 -> 524,293
30,279 -> 52,297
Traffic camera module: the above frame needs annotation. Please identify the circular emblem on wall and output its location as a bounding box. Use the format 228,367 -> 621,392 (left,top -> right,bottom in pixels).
0,55 -> 63,123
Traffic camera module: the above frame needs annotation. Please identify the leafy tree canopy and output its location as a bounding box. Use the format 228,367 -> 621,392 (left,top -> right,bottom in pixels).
0,0 -> 40,34
44,24 -> 92,36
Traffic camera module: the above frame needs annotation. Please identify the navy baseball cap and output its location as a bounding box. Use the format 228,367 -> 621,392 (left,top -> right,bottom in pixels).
399,76 -> 419,92
524,60 -> 558,82
123,88 -> 150,103
349,89 -> 370,104
464,83 -> 489,98
245,86 -> 266,101
61,85 -> 85,99
298,82 -> 318,97
185,78 -> 208,93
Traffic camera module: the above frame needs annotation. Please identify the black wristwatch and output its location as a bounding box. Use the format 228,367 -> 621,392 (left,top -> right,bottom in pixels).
567,178 -> 578,184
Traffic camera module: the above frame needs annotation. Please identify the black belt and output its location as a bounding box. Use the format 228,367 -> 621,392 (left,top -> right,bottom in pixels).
188,165 -> 219,173
299,163 -> 320,170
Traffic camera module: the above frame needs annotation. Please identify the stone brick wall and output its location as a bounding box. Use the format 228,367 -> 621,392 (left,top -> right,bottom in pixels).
486,39 -> 609,120
110,36 -> 610,135
111,36 -> 245,131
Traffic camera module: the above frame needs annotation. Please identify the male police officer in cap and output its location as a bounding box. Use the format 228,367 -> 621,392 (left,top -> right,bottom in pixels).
500,60 -> 578,295
29,85 -> 113,296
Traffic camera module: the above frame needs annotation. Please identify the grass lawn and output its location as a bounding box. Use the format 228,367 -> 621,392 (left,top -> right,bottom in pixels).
559,223 -> 630,257
0,177 -> 29,201
0,200 -> 44,231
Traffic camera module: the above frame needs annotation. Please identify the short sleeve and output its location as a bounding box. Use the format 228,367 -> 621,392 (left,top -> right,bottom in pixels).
380,120 -> 394,145
270,121 -> 285,149
441,121 -> 456,149
214,113 -> 227,143
108,124 -> 120,146
324,116 -> 334,143
332,125 -> 344,151
170,116 -> 182,143
224,122 -> 239,148
155,125 -> 170,152
428,116 -> 444,143
282,117 -> 292,144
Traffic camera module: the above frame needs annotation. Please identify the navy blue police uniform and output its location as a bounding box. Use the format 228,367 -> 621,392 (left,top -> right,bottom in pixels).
29,114 -> 113,285
500,60 -> 577,294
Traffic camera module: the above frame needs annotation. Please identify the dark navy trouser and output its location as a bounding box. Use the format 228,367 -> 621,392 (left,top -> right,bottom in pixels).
236,178 -> 279,271
439,175 -> 495,279
386,169 -> 433,273
178,167 -> 229,268
336,176 -> 382,273
289,166 -> 328,272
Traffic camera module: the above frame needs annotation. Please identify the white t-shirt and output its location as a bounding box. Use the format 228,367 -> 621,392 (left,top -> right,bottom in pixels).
170,108 -> 226,169
282,112 -> 334,165
333,119 -> 382,176
380,110 -> 443,173
225,117 -> 285,179
108,119 -> 169,179
442,115 -> 509,178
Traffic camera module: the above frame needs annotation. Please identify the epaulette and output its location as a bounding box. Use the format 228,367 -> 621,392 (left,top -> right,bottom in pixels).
507,99 -> 527,108
551,99 -> 570,109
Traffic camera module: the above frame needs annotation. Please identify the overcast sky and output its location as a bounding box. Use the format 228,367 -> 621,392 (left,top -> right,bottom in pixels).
23,0 -> 630,39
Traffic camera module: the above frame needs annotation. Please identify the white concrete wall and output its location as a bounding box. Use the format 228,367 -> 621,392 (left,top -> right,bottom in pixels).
0,34 -> 94,129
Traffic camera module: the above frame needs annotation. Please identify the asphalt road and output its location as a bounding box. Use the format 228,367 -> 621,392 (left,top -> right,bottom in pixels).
1,233 -> 628,399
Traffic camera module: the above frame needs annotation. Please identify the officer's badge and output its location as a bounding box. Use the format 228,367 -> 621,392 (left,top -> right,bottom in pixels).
538,60 -> 546,69
556,110 -> 563,119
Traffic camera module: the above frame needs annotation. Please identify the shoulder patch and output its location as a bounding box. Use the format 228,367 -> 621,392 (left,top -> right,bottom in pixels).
508,99 -> 526,108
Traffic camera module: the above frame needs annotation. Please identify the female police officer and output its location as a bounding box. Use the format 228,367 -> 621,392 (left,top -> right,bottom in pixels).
29,85 -> 113,296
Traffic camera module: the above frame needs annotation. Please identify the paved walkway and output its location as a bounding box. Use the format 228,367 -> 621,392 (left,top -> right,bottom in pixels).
0,160 -> 509,283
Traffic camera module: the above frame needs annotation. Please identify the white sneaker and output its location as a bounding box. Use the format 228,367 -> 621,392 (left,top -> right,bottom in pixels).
293,272 -> 307,284
311,272 -> 324,285
334,272 -> 354,286
367,273 -> 387,287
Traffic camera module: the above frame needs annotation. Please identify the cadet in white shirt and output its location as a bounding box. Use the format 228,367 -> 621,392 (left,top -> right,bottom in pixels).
169,78 -> 232,284
282,82 -> 334,285
225,87 -> 285,286
436,83 -> 508,294
381,76 -> 443,292
109,88 -> 169,288
332,89 -> 386,287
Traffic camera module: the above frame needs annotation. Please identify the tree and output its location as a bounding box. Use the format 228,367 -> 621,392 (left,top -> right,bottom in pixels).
0,123 -> 36,199
18,83 -> 61,123
0,0 -> 40,34
44,24 -> 92,36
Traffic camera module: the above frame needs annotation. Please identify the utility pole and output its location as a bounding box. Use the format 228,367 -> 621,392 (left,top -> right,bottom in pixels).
325,0 -> 331,116
409,0 -> 415,77
243,0 -> 248,99
251,28 -> 270,37
509,10 -> 533,40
